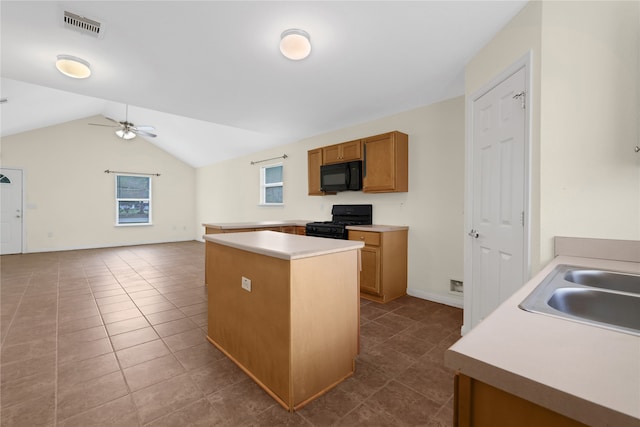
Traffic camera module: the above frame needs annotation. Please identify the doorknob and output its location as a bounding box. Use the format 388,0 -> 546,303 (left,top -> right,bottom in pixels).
468,229 -> 479,238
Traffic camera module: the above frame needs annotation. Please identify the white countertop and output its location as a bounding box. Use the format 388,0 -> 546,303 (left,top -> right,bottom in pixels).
346,224 -> 409,232
203,230 -> 364,260
203,220 -> 310,229
445,254 -> 640,427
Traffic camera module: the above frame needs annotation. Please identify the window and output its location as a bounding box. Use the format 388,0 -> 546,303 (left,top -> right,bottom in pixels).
116,175 -> 151,225
260,164 -> 283,205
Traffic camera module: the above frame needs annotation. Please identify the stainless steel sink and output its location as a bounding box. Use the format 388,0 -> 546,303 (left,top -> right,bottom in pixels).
563,269 -> 640,294
520,264 -> 640,336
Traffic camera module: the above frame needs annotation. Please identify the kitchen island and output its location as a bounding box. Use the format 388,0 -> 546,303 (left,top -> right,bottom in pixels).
203,230 -> 364,411
445,237 -> 640,427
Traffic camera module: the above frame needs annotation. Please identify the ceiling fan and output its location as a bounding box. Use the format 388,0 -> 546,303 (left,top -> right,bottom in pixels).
89,105 -> 157,140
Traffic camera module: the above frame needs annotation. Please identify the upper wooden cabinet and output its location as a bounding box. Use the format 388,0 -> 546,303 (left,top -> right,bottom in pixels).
308,130 -> 408,195
322,140 -> 362,164
307,148 -> 325,196
362,131 -> 408,193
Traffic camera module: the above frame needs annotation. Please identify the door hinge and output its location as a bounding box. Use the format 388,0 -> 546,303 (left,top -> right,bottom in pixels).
521,211 -> 525,226
513,91 -> 526,110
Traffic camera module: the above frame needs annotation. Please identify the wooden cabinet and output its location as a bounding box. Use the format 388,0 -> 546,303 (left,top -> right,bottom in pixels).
322,139 -> 361,164
454,374 -> 588,427
362,131 -> 408,193
307,131 -> 408,195
205,227 -> 255,234
281,226 -> 305,235
307,148 -> 324,196
308,148 -> 337,196
348,228 -> 408,303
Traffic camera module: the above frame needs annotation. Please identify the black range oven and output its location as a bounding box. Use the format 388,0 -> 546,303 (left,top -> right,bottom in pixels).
306,204 -> 372,240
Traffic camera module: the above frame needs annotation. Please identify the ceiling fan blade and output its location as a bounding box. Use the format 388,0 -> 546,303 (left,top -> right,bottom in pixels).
132,125 -> 155,131
104,117 -> 121,125
134,130 -> 157,138
89,123 -> 119,128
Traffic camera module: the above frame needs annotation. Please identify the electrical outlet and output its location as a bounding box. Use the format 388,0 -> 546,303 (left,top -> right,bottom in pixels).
450,279 -> 463,293
241,276 -> 252,292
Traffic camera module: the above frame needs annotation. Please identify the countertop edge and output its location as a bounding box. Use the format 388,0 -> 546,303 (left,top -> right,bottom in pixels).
445,254 -> 640,427
203,231 -> 364,260
445,346 -> 638,427
203,220 -> 310,229
346,224 -> 409,232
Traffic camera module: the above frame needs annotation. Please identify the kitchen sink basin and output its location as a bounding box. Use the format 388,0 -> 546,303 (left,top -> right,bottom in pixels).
563,269 -> 640,294
520,265 -> 640,336
547,288 -> 640,331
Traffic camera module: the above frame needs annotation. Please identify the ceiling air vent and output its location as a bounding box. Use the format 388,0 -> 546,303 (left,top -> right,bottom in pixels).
63,11 -> 102,37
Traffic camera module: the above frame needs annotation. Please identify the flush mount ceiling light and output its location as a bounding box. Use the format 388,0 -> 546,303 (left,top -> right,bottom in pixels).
55,54 -> 91,79
279,29 -> 311,60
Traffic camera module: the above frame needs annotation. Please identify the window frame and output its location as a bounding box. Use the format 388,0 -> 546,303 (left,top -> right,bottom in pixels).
260,163 -> 283,206
115,174 -> 152,226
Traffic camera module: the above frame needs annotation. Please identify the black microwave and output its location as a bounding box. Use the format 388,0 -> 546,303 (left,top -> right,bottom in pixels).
320,160 -> 362,192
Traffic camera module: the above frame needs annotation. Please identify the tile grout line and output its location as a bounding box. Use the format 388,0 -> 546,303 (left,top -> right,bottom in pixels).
0,268 -> 33,349
102,249 -> 146,427
54,256 -> 60,426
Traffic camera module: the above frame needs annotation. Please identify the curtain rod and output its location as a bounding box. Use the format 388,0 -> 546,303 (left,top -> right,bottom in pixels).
250,154 -> 288,165
104,169 -> 161,176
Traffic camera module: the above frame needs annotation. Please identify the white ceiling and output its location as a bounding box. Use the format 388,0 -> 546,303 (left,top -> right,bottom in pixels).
0,1 -> 528,168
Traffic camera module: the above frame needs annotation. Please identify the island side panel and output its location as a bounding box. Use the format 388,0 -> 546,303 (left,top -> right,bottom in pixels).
290,249 -> 359,409
206,241 -> 291,405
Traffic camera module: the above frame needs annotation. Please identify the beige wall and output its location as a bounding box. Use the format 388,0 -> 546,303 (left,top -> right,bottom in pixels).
197,97 -> 466,306
0,116 -> 196,252
539,0 -> 640,262
465,0 -> 639,274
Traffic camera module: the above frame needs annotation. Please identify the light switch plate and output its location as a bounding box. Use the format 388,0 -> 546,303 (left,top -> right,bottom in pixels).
241,276 -> 252,292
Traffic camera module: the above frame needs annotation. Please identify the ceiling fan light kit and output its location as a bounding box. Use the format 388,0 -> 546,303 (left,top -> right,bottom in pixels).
55,54 -> 91,79
280,29 -> 311,60
115,129 -> 136,140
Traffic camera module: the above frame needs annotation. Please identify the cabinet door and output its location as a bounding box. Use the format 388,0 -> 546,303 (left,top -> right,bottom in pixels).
362,131 -> 408,193
322,140 -> 362,164
340,140 -> 362,161
322,144 -> 342,164
308,149 -> 324,196
224,228 -> 256,233
359,246 -> 381,296
454,374 -> 589,427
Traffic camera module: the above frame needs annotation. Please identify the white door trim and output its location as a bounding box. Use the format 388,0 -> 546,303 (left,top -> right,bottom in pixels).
462,52 -> 533,335
0,167 -> 26,254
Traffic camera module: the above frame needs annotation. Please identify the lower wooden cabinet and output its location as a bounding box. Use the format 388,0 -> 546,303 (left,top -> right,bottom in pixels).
454,374 -> 589,427
348,228 -> 407,303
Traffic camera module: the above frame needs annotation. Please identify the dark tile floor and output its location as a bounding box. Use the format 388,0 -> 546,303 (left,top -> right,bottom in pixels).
0,241 -> 463,426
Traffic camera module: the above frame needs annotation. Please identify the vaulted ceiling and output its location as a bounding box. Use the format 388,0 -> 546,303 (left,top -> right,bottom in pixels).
1,1 -> 528,167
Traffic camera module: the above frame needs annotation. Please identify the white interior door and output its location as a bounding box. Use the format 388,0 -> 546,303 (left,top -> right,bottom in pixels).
467,66 -> 528,330
0,168 -> 24,255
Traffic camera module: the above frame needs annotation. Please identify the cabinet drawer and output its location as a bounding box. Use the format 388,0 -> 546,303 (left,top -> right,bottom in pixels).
348,230 -> 380,246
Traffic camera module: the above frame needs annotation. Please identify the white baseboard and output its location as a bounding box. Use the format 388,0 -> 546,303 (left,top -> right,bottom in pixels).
23,238 -> 198,254
406,287 -> 464,309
